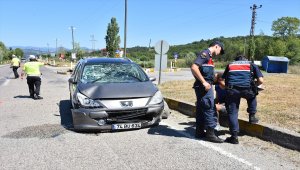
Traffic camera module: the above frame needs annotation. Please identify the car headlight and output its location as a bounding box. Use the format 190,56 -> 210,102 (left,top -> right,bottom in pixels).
76,92 -> 102,108
149,91 -> 163,105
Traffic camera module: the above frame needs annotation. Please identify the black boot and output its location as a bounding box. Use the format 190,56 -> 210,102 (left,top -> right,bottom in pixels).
249,114 -> 259,124
33,94 -> 43,100
225,132 -> 239,144
195,125 -> 206,139
205,127 -> 224,143
225,136 -> 239,144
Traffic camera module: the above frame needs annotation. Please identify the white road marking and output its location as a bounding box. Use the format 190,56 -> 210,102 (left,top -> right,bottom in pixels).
160,121 -> 261,170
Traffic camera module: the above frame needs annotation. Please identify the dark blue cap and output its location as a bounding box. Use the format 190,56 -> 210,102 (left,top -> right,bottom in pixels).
209,41 -> 225,55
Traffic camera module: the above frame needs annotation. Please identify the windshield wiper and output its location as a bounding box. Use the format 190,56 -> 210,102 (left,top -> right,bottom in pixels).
90,77 -> 103,83
127,75 -> 143,82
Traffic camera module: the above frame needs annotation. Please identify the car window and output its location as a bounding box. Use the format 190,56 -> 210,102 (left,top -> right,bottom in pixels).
81,63 -> 149,83
72,62 -> 80,76
74,63 -> 82,82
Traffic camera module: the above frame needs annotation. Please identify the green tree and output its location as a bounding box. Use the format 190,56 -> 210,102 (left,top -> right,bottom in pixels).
184,51 -> 196,67
254,36 -> 267,60
272,39 -> 286,56
248,36 -> 256,61
14,48 -> 24,58
272,17 -> 300,39
7,47 -> 14,59
124,35 -> 300,66
74,42 -> 85,59
105,17 -> 120,57
285,37 -> 300,64
0,41 -> 8,62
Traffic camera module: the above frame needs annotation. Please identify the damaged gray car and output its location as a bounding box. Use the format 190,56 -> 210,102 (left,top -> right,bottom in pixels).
68,57 -> 165,131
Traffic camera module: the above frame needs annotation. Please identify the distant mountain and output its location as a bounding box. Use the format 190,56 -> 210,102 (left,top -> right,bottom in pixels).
11,46 -> 67,53
11,46 -> 92,56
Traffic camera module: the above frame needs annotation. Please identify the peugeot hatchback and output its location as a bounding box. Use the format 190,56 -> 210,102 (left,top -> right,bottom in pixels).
68,57 -> 164,131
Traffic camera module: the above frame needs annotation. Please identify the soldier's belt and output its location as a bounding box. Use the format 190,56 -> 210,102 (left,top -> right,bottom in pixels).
226,85 -> 250,90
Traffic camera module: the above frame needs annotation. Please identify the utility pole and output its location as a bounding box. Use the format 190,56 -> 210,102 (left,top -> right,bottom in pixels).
243,38 -> 246,56
70,26 -> 75,52
90,34 -> 97,52
55,38 -> 58,57
148,38 -> 151,50
124,0 -> 127,57
47,43 -> 50,55
250,4 -> 262,37
248,4 -> 262,61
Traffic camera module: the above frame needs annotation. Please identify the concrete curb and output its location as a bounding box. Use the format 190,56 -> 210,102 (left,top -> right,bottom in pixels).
164,97 -> 300,151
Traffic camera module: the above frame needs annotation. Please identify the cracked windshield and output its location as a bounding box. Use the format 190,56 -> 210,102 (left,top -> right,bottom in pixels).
81,63 -> 148,83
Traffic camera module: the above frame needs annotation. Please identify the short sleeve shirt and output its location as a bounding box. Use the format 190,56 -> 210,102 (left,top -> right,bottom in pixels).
193,49 -> 214,86
23,61 -> 44,75
11,58 -> 20,67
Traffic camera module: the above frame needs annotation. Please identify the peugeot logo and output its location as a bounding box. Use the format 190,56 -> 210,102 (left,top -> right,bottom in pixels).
120,101 -> 133,107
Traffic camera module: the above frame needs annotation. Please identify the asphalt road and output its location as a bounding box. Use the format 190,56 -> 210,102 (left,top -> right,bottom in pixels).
0,65 -> 299,170
148,68 -> 194,84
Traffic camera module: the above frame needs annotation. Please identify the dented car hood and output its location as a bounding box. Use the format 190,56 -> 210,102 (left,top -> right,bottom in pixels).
77,81 -> 157,99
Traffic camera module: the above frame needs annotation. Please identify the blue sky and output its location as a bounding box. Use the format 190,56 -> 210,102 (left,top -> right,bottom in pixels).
0,0 -> 299,50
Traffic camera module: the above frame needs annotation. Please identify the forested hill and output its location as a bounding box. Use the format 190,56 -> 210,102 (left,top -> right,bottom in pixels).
126,35 -> 300,64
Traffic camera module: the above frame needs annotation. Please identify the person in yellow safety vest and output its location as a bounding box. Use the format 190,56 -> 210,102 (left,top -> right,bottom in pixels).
11,54 -> 21,79
21,55 -> 44,100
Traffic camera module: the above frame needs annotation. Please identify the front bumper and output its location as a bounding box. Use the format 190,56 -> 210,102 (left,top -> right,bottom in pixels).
71,102 -> 164,131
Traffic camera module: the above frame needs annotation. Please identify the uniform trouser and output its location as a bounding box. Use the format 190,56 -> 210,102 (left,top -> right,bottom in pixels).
26,76 -> 41,97
225,88 -> 257,136
12,66 -> 19,78
194,86 -> 218,129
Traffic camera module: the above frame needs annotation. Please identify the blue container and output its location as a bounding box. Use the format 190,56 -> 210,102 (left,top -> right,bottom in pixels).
262,56 -> 289,73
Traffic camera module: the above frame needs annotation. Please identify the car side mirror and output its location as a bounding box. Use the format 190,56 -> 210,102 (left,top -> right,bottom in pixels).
149,77 -> 156,82
68,77 -> 77,84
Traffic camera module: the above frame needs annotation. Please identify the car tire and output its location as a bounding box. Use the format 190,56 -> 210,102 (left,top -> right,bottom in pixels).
162,100 -> 171,119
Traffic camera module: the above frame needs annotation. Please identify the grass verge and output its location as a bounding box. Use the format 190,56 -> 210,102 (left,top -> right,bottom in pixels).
159,73 -> 300,133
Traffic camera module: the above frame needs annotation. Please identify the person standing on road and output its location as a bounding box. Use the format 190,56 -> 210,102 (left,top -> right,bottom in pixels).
221,55 -> 263,144
191,41 -> 225,143
11,54 -> 21,79
21,55 -> 44,100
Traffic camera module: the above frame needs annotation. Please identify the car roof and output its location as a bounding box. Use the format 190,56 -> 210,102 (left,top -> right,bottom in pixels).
80,57 -> 133,65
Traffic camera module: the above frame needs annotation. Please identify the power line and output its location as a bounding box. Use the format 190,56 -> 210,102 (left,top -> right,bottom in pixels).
248,4 -> 262,60
250,4 -> 262,36
90,34 -> 97,51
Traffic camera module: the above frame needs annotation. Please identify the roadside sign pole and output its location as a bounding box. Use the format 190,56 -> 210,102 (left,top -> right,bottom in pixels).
158,40 -> 163,85
155,40 -> 169,85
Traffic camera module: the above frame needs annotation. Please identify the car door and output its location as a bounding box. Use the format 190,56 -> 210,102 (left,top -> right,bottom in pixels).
69,62 -> 82,105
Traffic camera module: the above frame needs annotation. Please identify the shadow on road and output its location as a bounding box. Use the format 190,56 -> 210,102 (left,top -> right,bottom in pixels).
148,121 -> 232,140
147,124 -> 193,138
14,95 -> 32,99
59,100 -> 74,129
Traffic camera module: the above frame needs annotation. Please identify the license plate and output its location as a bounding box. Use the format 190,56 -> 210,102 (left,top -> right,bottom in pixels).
112,123 -> 142,130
